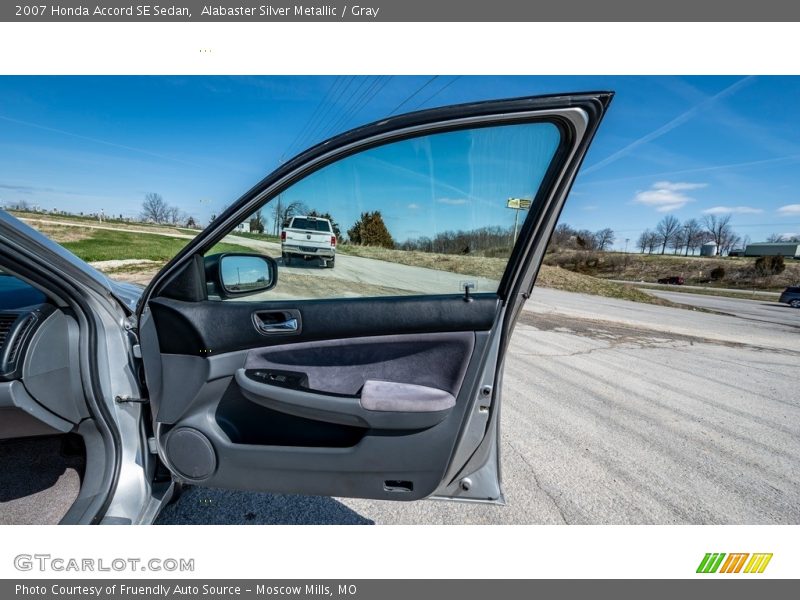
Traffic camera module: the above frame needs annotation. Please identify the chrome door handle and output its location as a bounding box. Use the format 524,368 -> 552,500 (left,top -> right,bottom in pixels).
258,318 -> 298,333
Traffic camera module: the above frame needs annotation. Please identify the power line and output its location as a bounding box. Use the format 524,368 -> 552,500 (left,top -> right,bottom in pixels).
298,76 -> 357,150
281,76 -> 343,161
317,76 -> 374,139
388,76 -> 439,116
322,76 -> 382,137
323,76 -> 393,138
411,76 -> 461,111
288,76 -> 351,157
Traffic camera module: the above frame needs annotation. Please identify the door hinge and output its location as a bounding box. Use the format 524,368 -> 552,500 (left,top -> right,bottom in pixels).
115,395 -> 149,404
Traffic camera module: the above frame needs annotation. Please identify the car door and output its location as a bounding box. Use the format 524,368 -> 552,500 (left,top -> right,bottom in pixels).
136,92 -> 612,503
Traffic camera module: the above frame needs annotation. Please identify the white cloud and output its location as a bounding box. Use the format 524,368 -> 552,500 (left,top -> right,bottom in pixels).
633,181 -> 706,212
437,198 -> 469,206
777,204 -> 800,216
407,203 -> 420,210
652,181 -> 708,192
701,205 -> 763,215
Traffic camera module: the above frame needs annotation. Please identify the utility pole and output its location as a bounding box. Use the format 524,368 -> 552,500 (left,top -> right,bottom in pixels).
624,237 -> 630,268
507,198 -> 532,247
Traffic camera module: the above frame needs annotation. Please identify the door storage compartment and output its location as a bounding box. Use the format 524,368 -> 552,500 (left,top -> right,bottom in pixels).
215,383 -> 365,448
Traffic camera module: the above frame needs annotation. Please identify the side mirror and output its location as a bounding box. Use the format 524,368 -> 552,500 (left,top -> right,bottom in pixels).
204,253 -> 277,299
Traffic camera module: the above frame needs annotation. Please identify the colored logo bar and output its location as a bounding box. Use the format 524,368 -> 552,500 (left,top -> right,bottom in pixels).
697,553 -> 773,574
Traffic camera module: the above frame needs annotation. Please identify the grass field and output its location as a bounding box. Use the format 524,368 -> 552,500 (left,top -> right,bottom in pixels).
338,244 -> 672,306
544,249 -> 800,291
229,231 -> 281,243
12,210 -> 686,306
58,229 -> 249,262
11,210 -> 201,238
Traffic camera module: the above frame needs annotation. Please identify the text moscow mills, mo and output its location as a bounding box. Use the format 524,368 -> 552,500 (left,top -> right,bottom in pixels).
16,584 -> 360,597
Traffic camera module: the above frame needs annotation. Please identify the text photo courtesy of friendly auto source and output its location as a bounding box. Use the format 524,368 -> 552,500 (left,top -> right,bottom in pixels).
0,75 -> 798,526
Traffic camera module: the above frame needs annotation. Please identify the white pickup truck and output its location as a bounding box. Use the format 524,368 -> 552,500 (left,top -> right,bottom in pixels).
280,215 -> 337,268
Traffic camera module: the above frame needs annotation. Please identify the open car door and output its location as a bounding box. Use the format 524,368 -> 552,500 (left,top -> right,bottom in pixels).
136,93 -> 612,503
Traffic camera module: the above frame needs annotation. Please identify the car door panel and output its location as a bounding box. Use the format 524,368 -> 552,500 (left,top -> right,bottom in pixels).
148,330 -> 494,501
147,294 -> 499,355
140,292 -> 496,499
138,93 -> 613,503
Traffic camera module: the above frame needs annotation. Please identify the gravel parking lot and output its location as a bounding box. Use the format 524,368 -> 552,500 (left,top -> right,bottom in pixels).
157,288 -> 800,525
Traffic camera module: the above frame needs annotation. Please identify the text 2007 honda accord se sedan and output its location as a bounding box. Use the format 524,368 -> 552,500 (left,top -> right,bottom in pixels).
0,92 -> 612,524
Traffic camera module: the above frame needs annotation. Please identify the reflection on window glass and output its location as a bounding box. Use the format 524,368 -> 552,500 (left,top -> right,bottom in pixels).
215,122 -> 561,301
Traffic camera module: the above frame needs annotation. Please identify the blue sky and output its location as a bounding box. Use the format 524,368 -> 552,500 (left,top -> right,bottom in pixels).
2,75 -> 800,246
281,121 -> 561,241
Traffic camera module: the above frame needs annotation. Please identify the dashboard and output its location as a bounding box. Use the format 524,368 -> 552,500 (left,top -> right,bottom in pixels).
0,273 -> 87,439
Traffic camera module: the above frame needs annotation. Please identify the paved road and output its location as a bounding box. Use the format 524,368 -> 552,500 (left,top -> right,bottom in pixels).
643,288 -> 800,330
525,286 -> 800,352
227,237 -> 499,297
30,216 -> 800,523
157,287 -> 800,525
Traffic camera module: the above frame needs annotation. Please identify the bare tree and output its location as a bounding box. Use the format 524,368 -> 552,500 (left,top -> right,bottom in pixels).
574,229 -> 598,251
166,205 -> 183,225
550,223 -> 574,249
646,231 -> 659,253
249,209 -> 265,234
669,230 -> 684,254
721,233 -> 742,256
655,214 -> 681,255
637,229 -> 651,253
595,227 -> 616,251
272,198 -> 308,233
681,218 -> 704,256
740,234 -> 751,250
702,214 -> 735,249
766,232 -> 785,242
141,192 -> 170,224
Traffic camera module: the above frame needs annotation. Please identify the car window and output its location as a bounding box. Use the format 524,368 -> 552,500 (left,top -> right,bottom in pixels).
289,218 -> 332,232
0,270 -> 48,310
209,121 -> 563,301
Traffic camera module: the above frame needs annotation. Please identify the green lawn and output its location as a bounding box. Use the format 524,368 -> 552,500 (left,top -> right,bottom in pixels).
61,229 -> 250,262
228,231 -> 281,243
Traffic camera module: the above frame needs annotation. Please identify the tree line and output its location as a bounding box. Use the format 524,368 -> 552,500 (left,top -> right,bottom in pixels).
140,193 -> 796,256
549,224 -> 616,252
635,214 -> 748,256
140,192 -> 199,228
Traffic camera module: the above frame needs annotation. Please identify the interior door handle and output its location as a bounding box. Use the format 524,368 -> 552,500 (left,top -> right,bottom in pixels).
252,310 -> 302,335
259,318 -> 298,333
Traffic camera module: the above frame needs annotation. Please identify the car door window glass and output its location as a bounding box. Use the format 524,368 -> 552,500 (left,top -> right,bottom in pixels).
210,121 -> 561,301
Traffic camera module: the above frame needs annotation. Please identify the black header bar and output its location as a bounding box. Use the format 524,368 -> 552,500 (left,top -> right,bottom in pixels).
4,0 -> 800,22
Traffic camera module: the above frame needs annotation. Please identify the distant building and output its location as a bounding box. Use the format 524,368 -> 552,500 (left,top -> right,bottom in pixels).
744,242 -> 800,259
700,242 -> 718,257
234,222 -> 251,233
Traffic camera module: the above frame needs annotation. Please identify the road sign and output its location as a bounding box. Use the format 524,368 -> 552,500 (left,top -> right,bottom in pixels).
507,198 -> 532,245
507,198 -> 532,210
